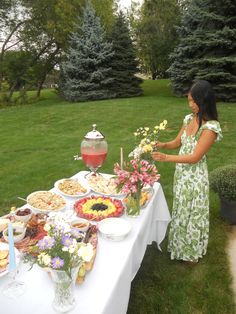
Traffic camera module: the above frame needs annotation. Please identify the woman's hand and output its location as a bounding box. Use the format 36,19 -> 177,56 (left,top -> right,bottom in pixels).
155,141 -> 166,149
151,151 -> 167,161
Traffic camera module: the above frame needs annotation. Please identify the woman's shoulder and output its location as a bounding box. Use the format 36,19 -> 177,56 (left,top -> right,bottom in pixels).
183,113 -> 194,125
201,120 -> 223,141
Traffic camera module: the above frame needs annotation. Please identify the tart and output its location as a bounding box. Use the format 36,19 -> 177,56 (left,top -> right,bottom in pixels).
74,196 -> 124,221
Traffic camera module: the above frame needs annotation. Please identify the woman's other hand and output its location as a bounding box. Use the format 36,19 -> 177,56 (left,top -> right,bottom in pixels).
155,141 -> 166,149
151,151 -> 167,161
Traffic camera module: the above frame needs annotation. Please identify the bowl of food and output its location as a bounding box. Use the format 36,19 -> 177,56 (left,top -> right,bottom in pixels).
27,191 -> 67,213
70,218 -> 90,232
14,207 -> 32,223
98,217 -> 131,241
3,225 -> 26,243
54,178 -> 90,198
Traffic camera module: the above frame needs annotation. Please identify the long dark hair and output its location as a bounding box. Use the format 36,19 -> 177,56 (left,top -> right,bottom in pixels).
190,80 -> 218,128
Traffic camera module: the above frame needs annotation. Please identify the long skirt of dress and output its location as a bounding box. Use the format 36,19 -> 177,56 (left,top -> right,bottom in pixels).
167,162 -> 209,262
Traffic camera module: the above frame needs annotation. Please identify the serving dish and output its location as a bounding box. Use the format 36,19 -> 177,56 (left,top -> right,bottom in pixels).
0,242 -> 20,277
3,225 -> 26,243
14,207 -> 32,223
87,174 -> 126,197
98,217 -> 131,241
27,191 -> 66,213
54,178 -> 90,198
70,218 -> 90,232
74,195 -> 124,221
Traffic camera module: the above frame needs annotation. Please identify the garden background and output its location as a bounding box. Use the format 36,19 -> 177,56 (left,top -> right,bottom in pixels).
0,0 -> 236,313
0,79 -> 236,313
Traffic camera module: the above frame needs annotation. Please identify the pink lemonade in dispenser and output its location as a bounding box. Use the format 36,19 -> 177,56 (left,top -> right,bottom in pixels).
81,149 -> 107,169
80,124 -> 108,175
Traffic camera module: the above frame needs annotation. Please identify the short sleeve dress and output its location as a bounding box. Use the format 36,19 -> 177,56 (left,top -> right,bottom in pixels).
167,114 -> 223,262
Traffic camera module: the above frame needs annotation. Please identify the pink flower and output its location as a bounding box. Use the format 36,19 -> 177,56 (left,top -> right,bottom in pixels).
113,159 -> 160,196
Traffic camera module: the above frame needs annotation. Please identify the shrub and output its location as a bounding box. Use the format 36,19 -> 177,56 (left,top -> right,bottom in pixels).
210,165 -> 236,201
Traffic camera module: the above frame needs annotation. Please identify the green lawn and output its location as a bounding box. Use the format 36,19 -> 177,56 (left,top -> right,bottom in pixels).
0,80 -> 235,313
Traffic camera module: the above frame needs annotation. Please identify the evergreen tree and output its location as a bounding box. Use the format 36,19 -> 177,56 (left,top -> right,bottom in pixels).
59,1 -> 114,101
168,0 -> 236,102
109,11 -> 143,98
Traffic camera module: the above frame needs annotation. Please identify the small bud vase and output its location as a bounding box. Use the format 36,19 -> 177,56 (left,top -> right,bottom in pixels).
50,265 -> 80,313
126,193 -> 141,217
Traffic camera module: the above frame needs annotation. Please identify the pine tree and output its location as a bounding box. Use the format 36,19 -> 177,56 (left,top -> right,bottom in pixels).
168,0 -> 236,102
109,11 -> 143,98
59,1 -> 114,102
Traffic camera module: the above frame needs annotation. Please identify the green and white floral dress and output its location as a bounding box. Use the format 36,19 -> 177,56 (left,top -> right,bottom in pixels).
167,114 -> 222,262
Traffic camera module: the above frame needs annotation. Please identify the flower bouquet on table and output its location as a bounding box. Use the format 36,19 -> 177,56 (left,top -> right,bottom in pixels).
114,159 -> 160,216
129,120 -> 168,162
24,211 -> 95,312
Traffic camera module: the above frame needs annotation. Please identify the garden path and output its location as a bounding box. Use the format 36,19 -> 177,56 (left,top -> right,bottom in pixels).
227,226 -> 236,303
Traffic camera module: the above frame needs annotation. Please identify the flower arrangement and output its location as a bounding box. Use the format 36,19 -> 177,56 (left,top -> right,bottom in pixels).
114,159 -> 160,215
26,211 -> 94,278
129,120 -> 168,160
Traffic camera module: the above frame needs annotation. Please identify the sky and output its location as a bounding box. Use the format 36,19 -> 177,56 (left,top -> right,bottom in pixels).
118,0 -> 143,9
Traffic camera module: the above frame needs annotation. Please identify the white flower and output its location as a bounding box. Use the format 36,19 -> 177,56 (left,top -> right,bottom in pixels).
62,246 -> 69,252
77,243 -> 94,262
69,246 -> 75,254
44,223 -> 51,232
38,253 -> 51,266
129,147 -> 143,160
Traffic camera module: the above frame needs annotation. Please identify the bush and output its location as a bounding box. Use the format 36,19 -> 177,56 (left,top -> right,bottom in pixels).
210,165 -> 236,201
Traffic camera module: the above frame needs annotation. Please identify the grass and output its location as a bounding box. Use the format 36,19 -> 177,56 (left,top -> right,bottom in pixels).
0,80 -> 235,313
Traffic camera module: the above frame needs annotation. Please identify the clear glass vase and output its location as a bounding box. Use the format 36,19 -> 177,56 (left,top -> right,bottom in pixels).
126,193 -> 141,217
50,265 -> 80,313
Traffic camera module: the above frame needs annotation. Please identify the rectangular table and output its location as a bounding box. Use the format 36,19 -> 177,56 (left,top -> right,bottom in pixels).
0,171 -> 171,314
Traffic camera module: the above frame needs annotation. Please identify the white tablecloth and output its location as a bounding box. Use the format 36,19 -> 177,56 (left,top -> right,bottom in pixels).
0,171 -> 171,314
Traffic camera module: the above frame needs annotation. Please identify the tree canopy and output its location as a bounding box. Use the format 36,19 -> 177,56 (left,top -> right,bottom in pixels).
168,0 -> 236,101
59,1 -> 114,101
130,0 -> 180,79
108,11 -> 143,97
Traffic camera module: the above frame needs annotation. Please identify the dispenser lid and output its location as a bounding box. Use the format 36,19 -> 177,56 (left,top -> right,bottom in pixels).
84,124 -> 105,140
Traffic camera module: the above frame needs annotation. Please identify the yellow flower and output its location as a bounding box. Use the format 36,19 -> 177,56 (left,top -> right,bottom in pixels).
154,126 -> 159,130
159,122 -> 166,130
144,127 -> 149,131
143,144 -> 153,153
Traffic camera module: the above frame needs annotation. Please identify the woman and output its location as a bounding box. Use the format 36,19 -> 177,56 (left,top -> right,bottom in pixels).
152,80 -> 222,263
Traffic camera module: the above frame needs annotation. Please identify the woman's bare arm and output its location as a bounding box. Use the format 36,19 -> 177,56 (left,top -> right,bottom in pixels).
157,126 -> 185,150
152,129 -> 217,164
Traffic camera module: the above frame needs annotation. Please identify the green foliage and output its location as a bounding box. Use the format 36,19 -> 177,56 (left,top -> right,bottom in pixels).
59,1 -> 114,101
132,0 -> 180,79
168,0 -> 236,102
108,11 -> 143,97
210,164 -> 236,201
0,80 -> 10,105
2,50 -> 34,89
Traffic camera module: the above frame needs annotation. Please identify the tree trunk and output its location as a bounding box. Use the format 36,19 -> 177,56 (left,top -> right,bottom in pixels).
152,72 -> 157,80
36,76 -> 46,98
